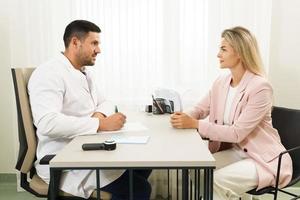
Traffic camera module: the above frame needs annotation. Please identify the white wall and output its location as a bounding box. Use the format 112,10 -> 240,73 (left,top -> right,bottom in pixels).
0,0 -> 18,173
269,0 -> 300,109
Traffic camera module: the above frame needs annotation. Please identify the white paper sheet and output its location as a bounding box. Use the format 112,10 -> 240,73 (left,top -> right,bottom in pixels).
100,122 -> 148,134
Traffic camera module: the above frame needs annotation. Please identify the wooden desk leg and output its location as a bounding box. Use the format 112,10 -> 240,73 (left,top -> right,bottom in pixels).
182,169 -> 189,200
48,168 -> 61,200
129,169 -> 133,200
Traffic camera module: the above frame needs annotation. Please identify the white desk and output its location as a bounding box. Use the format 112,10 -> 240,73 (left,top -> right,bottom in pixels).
49,111 -> 215,200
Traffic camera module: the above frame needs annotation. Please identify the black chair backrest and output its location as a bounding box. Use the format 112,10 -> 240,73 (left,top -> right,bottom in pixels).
272,106 -> 300,171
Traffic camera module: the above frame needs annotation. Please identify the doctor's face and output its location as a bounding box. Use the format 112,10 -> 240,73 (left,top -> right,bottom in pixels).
77,32 -> 101,66
217,38 -> 240,69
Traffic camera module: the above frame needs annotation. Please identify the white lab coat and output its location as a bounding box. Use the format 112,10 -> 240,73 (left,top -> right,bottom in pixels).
28,53 -> 124,198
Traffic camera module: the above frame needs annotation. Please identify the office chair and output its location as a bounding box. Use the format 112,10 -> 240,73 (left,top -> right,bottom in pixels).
11,68 -> 111,200
245,106 -> 300,200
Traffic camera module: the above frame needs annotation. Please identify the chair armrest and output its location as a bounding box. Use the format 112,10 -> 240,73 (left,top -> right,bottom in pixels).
281,145 -> 300,155
274,145 -> 300,190
39,154 -> 56,165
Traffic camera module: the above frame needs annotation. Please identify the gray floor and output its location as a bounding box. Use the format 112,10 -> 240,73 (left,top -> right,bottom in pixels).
0,181 -> 297,200
0,182 -> 45,200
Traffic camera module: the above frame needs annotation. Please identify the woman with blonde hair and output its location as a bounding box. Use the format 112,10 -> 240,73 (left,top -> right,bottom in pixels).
170,26 -> 292,199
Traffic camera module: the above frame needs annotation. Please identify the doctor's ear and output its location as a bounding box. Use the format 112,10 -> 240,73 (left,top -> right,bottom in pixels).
70,36 -> 82,48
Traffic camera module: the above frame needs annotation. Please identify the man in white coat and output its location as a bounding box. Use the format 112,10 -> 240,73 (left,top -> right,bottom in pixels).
28,20 -> 152,199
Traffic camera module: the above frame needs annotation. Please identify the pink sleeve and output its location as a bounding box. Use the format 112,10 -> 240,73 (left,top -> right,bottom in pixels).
189,91 -> 211,119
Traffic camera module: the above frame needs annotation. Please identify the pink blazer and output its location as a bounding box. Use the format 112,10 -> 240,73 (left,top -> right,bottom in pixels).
190,70 -> 292,190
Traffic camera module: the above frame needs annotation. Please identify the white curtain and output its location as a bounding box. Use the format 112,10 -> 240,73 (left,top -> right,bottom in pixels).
9,0 -> 272,198
10,0 -> 272,108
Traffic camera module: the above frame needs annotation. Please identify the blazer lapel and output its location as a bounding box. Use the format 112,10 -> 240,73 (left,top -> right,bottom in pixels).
217,75 -> 231,125
228,70 -> 255,124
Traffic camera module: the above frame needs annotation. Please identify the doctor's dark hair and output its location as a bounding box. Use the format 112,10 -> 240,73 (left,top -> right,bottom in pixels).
63,20 -> 101,48
221,26 -> 264,76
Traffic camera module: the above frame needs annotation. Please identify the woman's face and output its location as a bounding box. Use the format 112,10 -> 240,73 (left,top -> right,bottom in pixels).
217,38 -> 240,69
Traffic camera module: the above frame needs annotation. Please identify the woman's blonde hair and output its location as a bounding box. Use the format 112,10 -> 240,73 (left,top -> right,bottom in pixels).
221,26 -> 264,76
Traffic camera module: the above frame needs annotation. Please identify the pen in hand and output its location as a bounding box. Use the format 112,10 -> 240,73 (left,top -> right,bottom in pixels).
115,105 -> 119,113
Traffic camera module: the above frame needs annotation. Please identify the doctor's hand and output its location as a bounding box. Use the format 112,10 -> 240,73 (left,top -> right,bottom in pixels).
170,112 -> 198,129
98,112 -> 127,131
92,112 -> 106,119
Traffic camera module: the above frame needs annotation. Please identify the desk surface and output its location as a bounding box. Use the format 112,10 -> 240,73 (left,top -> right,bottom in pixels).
50,111 -> 215,168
